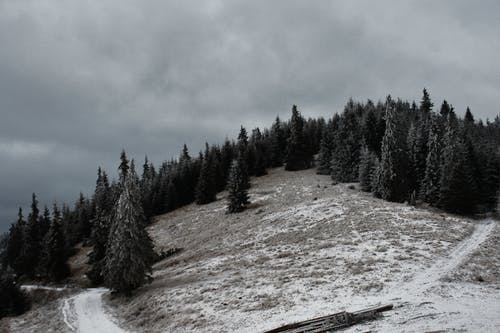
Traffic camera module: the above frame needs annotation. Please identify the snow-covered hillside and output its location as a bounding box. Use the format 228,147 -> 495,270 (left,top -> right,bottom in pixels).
3,167 -> 499,332
105,167 -> 499,332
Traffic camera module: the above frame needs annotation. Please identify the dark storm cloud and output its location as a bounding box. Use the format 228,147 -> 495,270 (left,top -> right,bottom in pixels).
1,0 -> 499,231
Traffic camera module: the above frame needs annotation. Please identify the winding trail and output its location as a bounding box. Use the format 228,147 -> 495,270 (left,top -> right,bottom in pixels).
62,288 -> 127,333
395,219 -> 496,297
344,219 -> 498,332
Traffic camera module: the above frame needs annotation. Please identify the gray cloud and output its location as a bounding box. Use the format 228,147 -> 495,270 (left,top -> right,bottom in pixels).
1,0 -> 499,231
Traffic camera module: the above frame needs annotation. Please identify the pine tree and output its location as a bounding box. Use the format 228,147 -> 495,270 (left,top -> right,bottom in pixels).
358,145 -> 377,192
406,122 -> 419,195
104,166 -> 154,295
237,127 -> 250,190
421,116 -> 442,204
413,89 -> 434,193
270,117 -> 286,167
375,102 -> 409,202
195,144 -> 217,205
6,209 -> 25,275
439,118 -> 478,213
38,206 -> 51,241
0,272 -> 31,318
316,118 -> 337,175
285,105 -> 313,171
119,149 -> 130,182
20,193 -> 41,278
331,104 -> 363,182
250,128 -> 267,177
87,168 -> 112,285
362,103 -> 382,155
226,159 -> 250,213
140,157 -> 155,219
43,204 -> 70,282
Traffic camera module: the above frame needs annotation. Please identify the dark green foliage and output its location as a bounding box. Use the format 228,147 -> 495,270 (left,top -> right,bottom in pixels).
195,144 -> 217,205
285,105 -> 313,171
0,272 -> 31,318
464,107 -> 475,124
42,204 -> 70,282
140,157 -> 155,219
421,116 -> 442,204
317,117 -> 338,175
250,128 -> 267,177
373,101 -> 409,202
38,206 -> 51,241
87,168 -> 112,285
104,167 -> 155,295
439,119 -> 478,213
5,209 -> 25,275
270,117 -> 286,167
19,194 -> 40,278
226,159 -> 250,213
119,149 -> 129,181
358,145 -> 377,192
237,127 -> 251,189
362,101 -> 384,156
331,102 -> 363,182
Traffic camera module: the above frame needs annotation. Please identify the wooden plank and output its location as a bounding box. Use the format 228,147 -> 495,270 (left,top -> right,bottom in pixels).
263,304 -> 393,333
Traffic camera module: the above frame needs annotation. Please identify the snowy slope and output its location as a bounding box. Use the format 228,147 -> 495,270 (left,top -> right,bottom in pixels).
104,167 -> 499,333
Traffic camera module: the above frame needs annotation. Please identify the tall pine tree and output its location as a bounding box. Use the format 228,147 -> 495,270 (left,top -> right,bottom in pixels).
43,204 -> 70,282
285,105 -> 313,171
104,158 -> 154,295
373,101 -> 409,202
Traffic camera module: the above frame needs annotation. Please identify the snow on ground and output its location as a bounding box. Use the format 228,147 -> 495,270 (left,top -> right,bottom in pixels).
104,167 -> 500,332
62,288 -> 128,333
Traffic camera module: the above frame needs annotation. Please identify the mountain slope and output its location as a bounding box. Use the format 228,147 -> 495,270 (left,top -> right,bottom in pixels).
104,167 -> 499,332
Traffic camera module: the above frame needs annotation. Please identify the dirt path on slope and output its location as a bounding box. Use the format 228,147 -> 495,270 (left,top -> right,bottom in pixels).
62,288 -> 128,333
393,219 -> 496,298
343,219 -> 498,332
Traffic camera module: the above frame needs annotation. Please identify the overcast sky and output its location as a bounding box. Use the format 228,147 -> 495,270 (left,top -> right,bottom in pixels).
1,0 -> 499,232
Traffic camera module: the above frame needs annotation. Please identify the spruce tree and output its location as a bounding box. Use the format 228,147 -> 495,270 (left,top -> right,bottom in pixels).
250,128 -> 267,177
406,122 -> 419,195
195,144 -> 217,205
38,206 -> 51,241
104,165 -> 154,295
226,159 -> 250,213
376,102 -> 409,202
316,118 -> 336,175
358,145 -> 377,192
362,103 -> 382,155
331,104 -> 363,182
6,209 -> 25,275
421,116 -> 442,204
20,193 -> 41,278
270,117 -> 286,167
0,272 -> 31,318
43,204 -> 70,282
87,168 -> 112,285
285,105 -> 313,171
439,118 -> 478,213
237,127 -> 250,190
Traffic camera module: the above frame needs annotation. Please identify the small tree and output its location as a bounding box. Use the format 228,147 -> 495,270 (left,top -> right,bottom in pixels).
226,159 -> 250,213
0,272 -> 31,319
